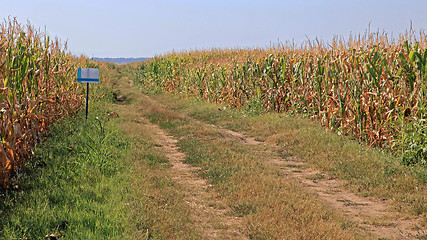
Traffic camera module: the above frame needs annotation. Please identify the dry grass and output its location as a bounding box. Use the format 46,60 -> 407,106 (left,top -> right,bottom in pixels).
142,95 -> 366,239
172,95 -> 426,218
100,64 -> 200,239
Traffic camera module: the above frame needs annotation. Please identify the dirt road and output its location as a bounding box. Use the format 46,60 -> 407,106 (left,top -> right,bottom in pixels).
109,69 -> 425,239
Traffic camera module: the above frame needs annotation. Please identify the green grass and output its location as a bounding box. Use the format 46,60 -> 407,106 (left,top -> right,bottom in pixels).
0,61 -> 200,239
0,93 -> 132,239
143,153 -> 171,167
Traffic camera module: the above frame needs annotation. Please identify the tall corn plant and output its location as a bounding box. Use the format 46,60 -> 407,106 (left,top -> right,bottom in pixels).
0,18 -> 86,188
137,31 -> 427,166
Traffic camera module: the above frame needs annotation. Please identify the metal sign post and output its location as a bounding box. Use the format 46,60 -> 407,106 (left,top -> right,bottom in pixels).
85,82 -> 89,119
77,68 -> 99,119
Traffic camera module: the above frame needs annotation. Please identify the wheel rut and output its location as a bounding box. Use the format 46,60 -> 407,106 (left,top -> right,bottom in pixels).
112,75 -> 424,239
112,76 -> 248,239
136,116 -> 248,240
136,103 -> 424,239
215,125 -> 425,240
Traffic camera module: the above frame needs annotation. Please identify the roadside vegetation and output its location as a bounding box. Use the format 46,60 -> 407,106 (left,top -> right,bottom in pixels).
137,30 -> 427,167
134,31 -> 427,234
0,98 -> 131,239
0,18 -> 87,188
0,19 -> 133,239
2,17 -> 426,238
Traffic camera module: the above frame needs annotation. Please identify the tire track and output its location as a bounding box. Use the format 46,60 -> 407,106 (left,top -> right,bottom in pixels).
134,115 -> 248,240
216,126 -> 424,239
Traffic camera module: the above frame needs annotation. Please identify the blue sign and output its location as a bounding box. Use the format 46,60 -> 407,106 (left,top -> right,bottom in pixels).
77,68 -> 99,83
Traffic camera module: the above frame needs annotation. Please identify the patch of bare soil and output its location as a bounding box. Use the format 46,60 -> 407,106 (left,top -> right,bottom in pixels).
136,116 -> 248,240
218,127 -> 425,240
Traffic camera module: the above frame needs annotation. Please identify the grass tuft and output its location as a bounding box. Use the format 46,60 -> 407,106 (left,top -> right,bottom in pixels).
0,110 -> 131,239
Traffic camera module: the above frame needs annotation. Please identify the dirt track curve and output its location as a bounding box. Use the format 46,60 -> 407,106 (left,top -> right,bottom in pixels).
219,127 -> 424,239
113,74 -> 424,239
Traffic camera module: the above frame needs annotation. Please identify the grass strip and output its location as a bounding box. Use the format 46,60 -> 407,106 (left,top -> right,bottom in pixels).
155,94 -> 427,221
100,61 -> 200,239
138,94 -> 364,239
115,102 -> 200,240
0,102 -> 132,239
1,64 -> 201,239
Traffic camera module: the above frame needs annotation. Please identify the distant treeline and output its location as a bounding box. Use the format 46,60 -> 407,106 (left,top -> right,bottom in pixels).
93,57 -> 150,64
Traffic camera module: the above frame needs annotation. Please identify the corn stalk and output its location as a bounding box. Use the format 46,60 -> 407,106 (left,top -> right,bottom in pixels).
0,18 -> 87,188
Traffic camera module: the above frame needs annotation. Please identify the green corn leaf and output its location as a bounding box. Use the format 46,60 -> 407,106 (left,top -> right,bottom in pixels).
399,53 -> 409,68
409,51 -> 415,62
366,64 -> 377,79
404,40 -> 410,54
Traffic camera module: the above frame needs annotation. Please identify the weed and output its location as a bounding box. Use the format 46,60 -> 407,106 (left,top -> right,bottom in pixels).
232,202 -> 257,217
143,153 -> 170,167
0,110 -> 131,239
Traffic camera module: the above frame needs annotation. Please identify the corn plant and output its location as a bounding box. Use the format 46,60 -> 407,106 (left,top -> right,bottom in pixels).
0,18 -> 87,188
137,30 -> 427,166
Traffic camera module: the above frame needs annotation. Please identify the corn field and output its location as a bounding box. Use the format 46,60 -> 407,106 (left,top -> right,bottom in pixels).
138,31 -> 427,166
0,19 -> 87,188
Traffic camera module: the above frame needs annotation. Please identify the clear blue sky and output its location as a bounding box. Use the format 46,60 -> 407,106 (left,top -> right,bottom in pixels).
2,0 -> 426,58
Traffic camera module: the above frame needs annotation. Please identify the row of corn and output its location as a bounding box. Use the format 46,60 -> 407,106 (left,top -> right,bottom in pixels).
138,31 -> 427,166
0,18 -> 87,188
